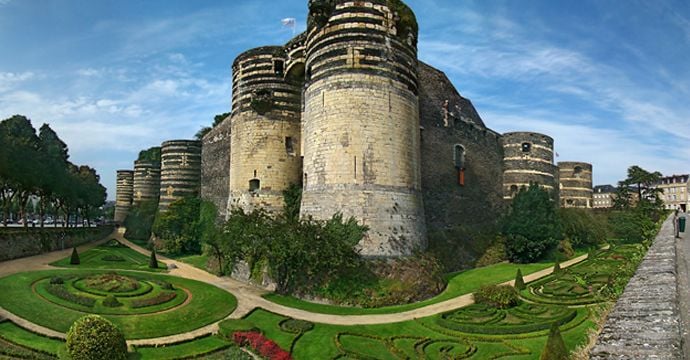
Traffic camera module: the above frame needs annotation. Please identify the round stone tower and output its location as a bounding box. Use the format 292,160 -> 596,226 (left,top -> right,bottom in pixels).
132,160 -> 161,206
558,162 -> 593,208
502,132 -> 559,200
228,46 -> 303,214
159,140 -> 202,212
300,0 -> 426,257
114,170 -> 134,223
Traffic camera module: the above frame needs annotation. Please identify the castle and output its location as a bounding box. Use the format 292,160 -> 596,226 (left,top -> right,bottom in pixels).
117,0 -> 594,259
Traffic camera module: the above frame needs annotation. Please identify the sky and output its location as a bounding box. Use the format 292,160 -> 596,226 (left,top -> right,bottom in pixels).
1,0 -> 689,200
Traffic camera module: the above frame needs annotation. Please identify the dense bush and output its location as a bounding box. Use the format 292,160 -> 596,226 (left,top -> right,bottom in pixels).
475,235 -> 507,268
70,247 -> 80,265
153,197 -> 202,254
102,295 -> 123,308
559,208 -> 607,248
540,323 -> 568,360
46,284 -> 95,307
123,199 -> 158,242
130,291 -> 177,308
66,315 -> 127,360
50,276 -> 64,285
473,285 -> 519,309
232,331 -> 292,360
429,224 -> 499,272
609,209 -> 656,244
503,184 -> 560,263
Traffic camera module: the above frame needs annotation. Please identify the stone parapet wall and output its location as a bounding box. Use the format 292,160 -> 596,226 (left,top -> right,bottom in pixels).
590,217 -> 681,359
0,226 -> 113,262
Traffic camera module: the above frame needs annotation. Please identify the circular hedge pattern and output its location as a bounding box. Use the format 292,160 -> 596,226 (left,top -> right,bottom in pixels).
34,274 -> 187,315
0,270 -> 237,339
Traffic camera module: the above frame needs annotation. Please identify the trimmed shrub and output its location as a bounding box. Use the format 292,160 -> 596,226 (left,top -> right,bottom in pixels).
130,291 -> 176,308
553,261 -> 561,274
149,249 -> 159,269
46,284 -> 95,307
50,276 -> 64,285
66,315 -> 127,360
514,269 -> 525,290
540,323 -> 568,360
102,295 -> 123,308
279,319 -> 314,334
473,285 -> 519,309
218,319 -> 258,339
70,247 -> 80,265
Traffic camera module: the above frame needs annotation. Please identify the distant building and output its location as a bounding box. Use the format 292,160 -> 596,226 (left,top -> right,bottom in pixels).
593,185 -> 616,209
655,175 -> 690,212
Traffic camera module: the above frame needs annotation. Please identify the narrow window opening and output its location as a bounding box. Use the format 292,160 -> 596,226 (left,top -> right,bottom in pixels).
521,142 -> 532,153
453,145 -> 466,186
285,137 -> 295,155
510,185 -> 519,195
273,60 -> 284,77
354,156 -> 357,179
249,179 -> 260,192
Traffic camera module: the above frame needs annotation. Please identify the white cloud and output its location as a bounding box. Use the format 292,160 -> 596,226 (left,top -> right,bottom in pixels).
0,71 -> 34,92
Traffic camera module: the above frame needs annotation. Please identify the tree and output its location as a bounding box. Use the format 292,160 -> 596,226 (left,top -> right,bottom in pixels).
66,315 -> 127,360
149,248 -> 159,269
514,269 -> 525,290
503,184 -> 561,263
153,197 -> 202,254
70,247 -> 80,265
539,323 -> 568,360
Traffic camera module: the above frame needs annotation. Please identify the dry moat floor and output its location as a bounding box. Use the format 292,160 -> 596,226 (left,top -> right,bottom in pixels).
0,229 -> 648,359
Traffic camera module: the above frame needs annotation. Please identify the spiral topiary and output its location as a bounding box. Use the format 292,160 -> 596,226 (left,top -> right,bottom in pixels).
66,315 -> 127,360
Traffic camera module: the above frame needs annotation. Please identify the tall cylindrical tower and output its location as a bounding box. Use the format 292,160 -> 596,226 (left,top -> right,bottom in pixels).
558,162 -> 593,208
502,132 -> 559,200
132,160 -> 161,206
159,140 -> 202,211
300,0 -> 426,257
228,46 -> 303,214
114,170 -> 134,223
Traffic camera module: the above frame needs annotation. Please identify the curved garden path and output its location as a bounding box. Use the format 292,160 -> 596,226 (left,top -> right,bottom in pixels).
0,227 -> 593,346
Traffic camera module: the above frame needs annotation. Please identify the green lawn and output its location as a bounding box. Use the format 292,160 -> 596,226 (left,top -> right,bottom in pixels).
0,321 -> 64,355
0,270 -> 237,339
50,241 -> 166,272
169,254 -> 210,272
134,335 -> 232,359
264,259 -> 565,315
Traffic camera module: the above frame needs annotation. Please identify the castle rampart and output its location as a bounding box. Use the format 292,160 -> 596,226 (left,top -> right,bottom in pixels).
159,140 -> 202,211
558,161 -> 593,208
132,160 -> 161,206
502,132 -> 559,200
299,0 -> 426,256
228,46 -> 303,214
114,170 -> 134,223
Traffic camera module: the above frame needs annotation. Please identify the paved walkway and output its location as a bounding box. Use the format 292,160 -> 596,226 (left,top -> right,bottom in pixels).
591,215 -> 683,360
0,228 -> 593,346
676,213 -> 690,359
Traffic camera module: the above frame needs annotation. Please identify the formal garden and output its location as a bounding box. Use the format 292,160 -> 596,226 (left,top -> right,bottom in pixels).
0,166 -> 668,359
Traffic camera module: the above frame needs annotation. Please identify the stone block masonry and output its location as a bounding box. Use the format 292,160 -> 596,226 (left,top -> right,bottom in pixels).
114,170 -> 134,223
0,227 -> 113,262
590,216 -> 681,359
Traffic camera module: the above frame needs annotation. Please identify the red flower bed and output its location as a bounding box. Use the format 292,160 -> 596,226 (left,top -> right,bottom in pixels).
233,331 -> 292,360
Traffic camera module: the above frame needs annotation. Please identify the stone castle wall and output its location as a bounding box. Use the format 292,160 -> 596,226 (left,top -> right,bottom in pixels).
558,161 -> 593,208
228,46 -> 302,214
0,227 -> 113,262
114,170 -> 134,223
502,132 -> 559,200
418,62 -> 505,265
201,117 -> 232,219
159,140 -> 202,211
300,0 -> 426,256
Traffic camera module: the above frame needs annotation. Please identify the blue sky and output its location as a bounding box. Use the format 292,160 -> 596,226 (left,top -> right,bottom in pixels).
1,0 -> 688,200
